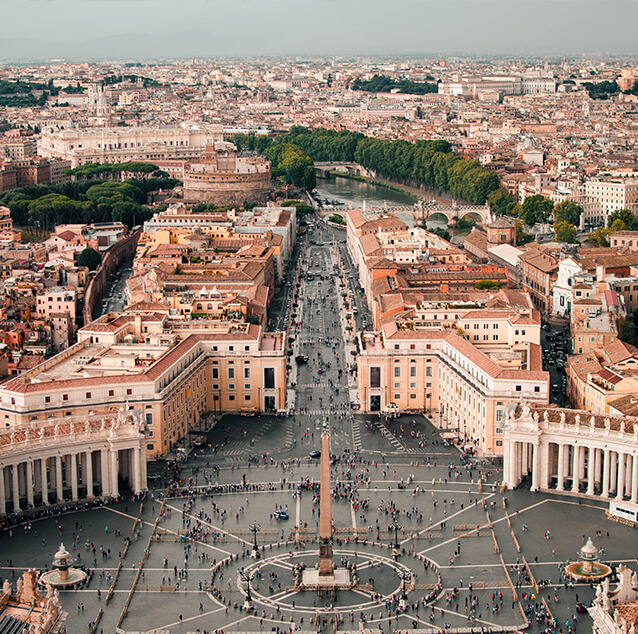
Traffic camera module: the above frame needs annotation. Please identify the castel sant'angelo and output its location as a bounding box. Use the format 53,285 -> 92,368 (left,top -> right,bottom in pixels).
182,141 -> 271,205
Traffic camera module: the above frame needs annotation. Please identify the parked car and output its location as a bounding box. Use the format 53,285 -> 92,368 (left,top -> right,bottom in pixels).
274,510 -> 289,520
309,450 -> 321,458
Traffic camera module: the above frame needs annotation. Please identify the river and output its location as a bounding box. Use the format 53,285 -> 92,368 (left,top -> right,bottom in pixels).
314,174 -> 472,242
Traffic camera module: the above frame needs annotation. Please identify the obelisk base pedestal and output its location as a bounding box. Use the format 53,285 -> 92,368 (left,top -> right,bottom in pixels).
319,543 -> 334,576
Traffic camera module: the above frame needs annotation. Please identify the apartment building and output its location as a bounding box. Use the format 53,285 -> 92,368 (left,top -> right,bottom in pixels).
567,340 -> 638,413
584,179 -> 638,226
0,311 -> 286,458
356,324 -> 548,456
610,231 -> 638,251
519,248 -> 559,313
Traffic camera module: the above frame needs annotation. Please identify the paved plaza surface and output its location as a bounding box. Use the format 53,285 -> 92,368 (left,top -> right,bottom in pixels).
1,224 -> 636,633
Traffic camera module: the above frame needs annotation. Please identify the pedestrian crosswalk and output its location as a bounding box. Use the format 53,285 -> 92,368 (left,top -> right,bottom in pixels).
374,420 -> 406,452
294,409 -> 349,417
352,418 -> 362,451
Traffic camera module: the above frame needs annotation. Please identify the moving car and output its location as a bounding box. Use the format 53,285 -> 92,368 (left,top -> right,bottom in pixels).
309,450 -> 321,458
295,354 -> 309,363
274,510 -> 289,520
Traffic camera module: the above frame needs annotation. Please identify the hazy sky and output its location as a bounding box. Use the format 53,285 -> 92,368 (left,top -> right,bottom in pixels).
1,0 -> 637,60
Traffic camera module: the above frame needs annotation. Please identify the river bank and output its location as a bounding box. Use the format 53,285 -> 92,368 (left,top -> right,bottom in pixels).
327,171 -> 457,206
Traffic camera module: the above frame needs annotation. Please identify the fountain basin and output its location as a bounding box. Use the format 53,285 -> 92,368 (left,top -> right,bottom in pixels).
565,561 -> 611,582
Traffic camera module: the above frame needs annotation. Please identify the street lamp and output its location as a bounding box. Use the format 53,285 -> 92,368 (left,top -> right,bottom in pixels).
240,569 -> 254,611
249,521 -> 261,559
392,519 -> 402,556
398,570 -> 410,611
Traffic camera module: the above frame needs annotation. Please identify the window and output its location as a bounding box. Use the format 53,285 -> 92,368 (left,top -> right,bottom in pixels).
496,440 -> 503,447
410,344 -> 415,350
493,335 -> 498,341
515,385 -> 522,392
228,384 -> 235,390
85,392 -> 91,399
370,367 -> 381,388
229,346 -> 234,351
126,388 -> 132,395
245,394 -> 251,401
245,345 -> 250,351
410,366 -> 417,378
228,367 -> 235,380
410,394 -> 417,399
264,368 -> 275,389
62,394 -> 68,401
409,382 -> 417,389
493,323 -> 498,329
394,394 -> 401,399
483,334 -> 489,340
534,386 -> 540,393
212,368 -> 219,379
109,389 -> 114,397
394,344 -> 400,350
394,366 -> 401,378
229,395 -> 235,401
426,366 -> 432,377
244,384 -> 251,390
45,396 -> 51,403
394,382 -> 401,388
244,367 -> 251,379
496,410 -> 504,422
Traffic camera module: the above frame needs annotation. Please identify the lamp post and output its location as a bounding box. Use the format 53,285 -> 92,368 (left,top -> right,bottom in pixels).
249,521 -> 261,559
392,519 -> 402,558
398,570 -> 410,611
240,569 -> 254,611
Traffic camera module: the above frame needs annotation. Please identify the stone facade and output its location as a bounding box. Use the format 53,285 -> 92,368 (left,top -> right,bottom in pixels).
503,403 -> 638,500
182,143 -> 271,206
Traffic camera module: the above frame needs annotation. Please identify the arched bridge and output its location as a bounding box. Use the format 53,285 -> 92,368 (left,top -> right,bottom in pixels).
421,204 -> 492,225
315,162 -> 373,178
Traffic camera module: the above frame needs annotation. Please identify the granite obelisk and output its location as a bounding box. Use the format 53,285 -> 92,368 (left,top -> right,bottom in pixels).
318,422 -> 334,577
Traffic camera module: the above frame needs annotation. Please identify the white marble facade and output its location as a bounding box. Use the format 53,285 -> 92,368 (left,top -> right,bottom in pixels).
0,409 -> 147,516
503,404 -> 638,500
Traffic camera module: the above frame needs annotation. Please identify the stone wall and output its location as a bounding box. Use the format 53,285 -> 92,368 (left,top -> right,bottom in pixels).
83,228 -> 141,326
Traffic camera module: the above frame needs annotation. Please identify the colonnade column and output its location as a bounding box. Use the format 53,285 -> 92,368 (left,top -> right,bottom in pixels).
531,443 -> 541,491
508,441 -> 518,488
25,460 -> 34,508
616,453 -> 625,500
11,464 -> 19,512
111,450 -> 119,498
610,452 -> 618,495
602,449 -> 611,497
0,468 -> 5,515
571,446 -> 580,493
40,459 -> 48,505
632,455 -> 638,504
56,456 -> 63,502
70,454 -> 78,501
557,444 -> 565,491
100,450 -> 111,497
587,448 -> 596,496
86,451 -> 93,498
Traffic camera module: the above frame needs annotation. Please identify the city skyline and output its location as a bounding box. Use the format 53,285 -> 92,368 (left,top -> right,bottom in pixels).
1,0 -> 638,61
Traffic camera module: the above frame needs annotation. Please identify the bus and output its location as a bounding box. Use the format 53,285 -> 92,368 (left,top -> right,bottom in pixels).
608,500 -> 638,526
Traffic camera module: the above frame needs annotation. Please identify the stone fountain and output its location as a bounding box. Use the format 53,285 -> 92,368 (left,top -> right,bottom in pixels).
39,543 -> 87,589
565,537 -> 612,582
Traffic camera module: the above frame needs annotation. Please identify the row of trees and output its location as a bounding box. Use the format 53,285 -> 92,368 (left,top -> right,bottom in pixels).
233,127 -> 501,204
351,74 -> 438,95
273,127 -> 500,205
66,161 -> 165,180
0,176 -> 180,231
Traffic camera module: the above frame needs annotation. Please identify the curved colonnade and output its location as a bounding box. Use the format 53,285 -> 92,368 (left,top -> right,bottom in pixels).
0,411 -> 147,517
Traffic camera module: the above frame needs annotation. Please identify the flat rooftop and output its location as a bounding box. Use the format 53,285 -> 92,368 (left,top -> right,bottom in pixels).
30,342 -> 170,383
